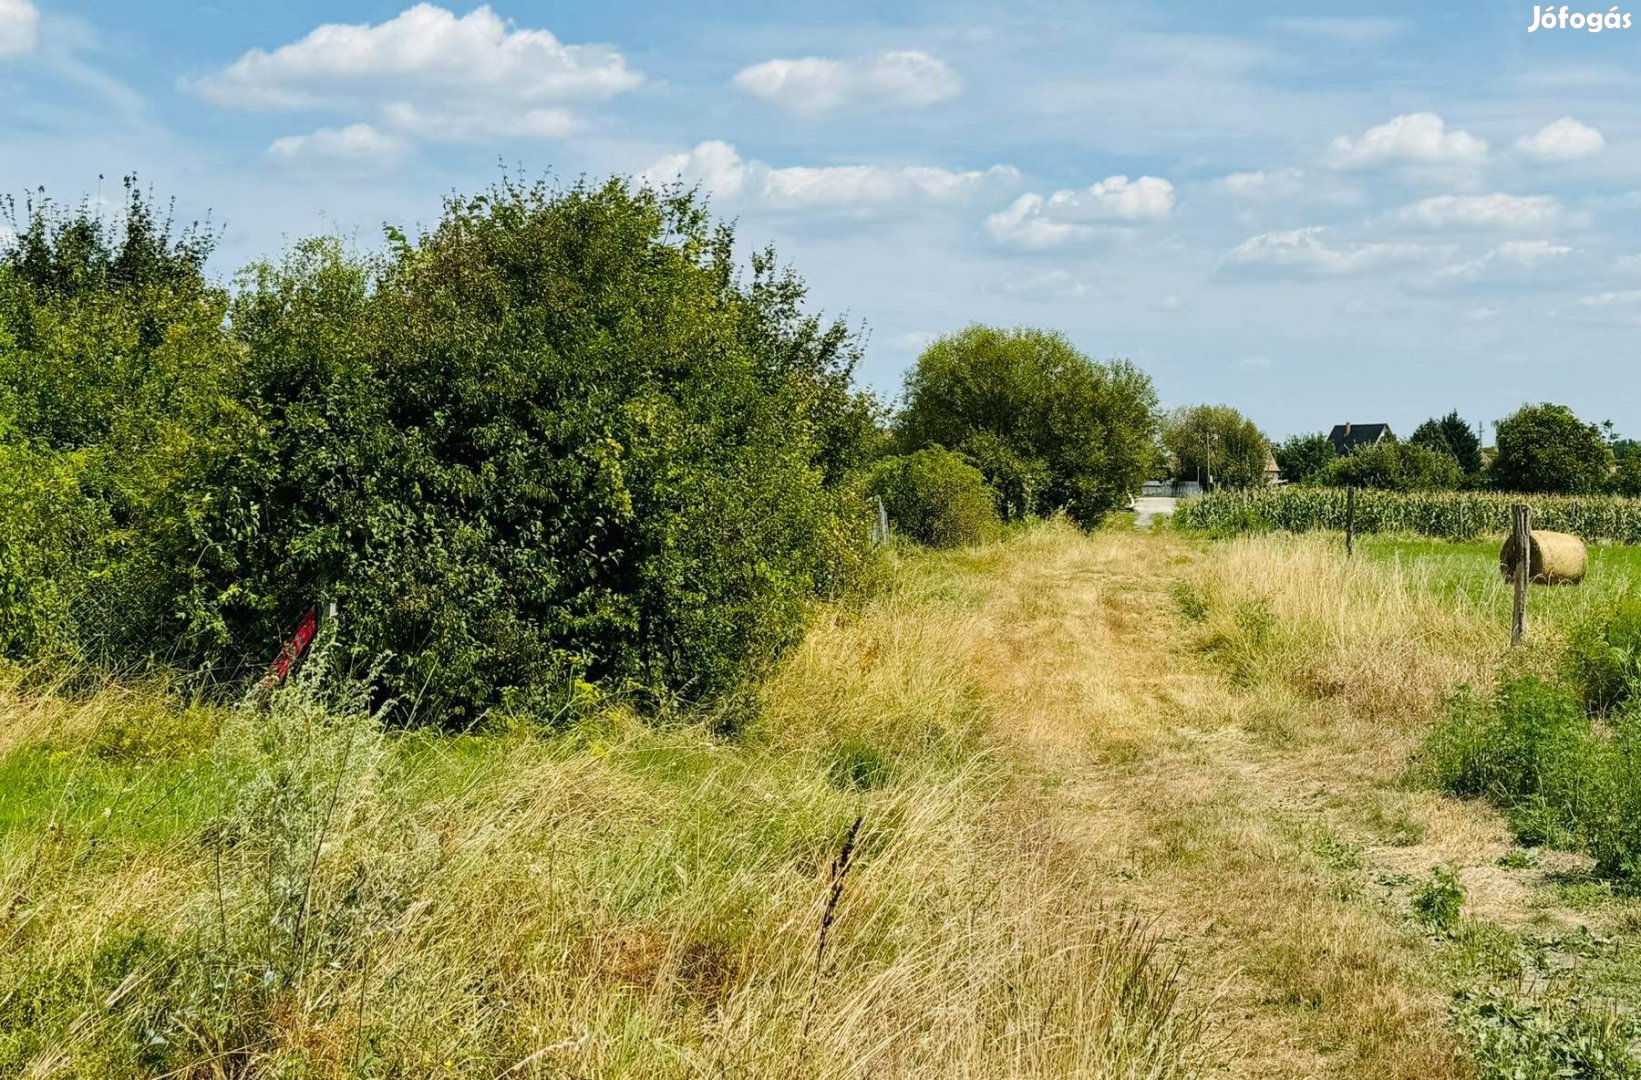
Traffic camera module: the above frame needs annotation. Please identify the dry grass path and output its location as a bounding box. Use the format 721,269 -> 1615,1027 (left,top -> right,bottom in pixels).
958,525 -> 1491,1078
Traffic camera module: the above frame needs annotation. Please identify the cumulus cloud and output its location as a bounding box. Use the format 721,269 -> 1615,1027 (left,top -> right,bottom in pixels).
1390,193 -> 1564,230
1224,226 -> 1448,275
641,140 -> 1016,210
268,123 -> 409,171
0,0 -> 39,58
1516,118 -> 1605,161
186,4 -> 639,141
985,175 -> 1175,247
1438,239 -> 1573,282
1328,112 -> 1487,169
732,50 -> 960,114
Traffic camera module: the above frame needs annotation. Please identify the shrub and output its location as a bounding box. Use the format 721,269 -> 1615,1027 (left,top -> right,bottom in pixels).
867,448 -> 1000,548
895,325 -> 1159,526
0,178 -> 881,720
0,181 -> 247,668
1423,676 -> 1641,887
1322,441 -> 1461,491
1562,595 -> 1641,714
181,180 -> 876,720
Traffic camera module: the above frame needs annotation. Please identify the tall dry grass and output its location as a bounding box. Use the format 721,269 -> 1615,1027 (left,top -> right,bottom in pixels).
1179,534 -> 1506,723
0,550 -> 1201,1078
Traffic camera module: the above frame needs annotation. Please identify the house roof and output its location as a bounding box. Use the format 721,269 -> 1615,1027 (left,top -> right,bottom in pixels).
1327,423 -> 1392,455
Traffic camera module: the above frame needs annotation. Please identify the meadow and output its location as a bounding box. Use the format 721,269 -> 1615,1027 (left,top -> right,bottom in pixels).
8,520 -> 1641,1078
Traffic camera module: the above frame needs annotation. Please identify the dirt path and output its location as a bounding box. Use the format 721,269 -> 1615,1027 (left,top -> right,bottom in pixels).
963,526 -> 1480,1077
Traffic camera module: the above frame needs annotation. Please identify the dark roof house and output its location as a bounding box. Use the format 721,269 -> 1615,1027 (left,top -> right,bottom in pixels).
1327,422 -> 1392,456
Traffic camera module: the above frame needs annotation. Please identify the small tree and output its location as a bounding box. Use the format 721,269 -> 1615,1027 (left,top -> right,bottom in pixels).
1324,442 -> 1461,491
1409,411 -> 1483,475
1272,432 -> 1336,485
1163,405 -> 1269,489
1491,403 -> 1610,495
895,325 -> 1159,526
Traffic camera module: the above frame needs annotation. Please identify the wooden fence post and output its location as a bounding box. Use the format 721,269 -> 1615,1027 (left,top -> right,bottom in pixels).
1345,486 -> 1356,558
1511,503 -> 1531,646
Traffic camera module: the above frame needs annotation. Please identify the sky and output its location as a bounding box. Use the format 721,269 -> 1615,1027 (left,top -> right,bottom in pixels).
2,0 -> 1639,439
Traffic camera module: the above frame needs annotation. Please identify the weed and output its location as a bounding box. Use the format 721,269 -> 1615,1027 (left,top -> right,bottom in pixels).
1455,992 -> 1641,1080
1413,867 -> 1466,934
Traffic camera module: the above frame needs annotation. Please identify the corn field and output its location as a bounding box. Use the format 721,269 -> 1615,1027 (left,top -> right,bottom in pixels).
1173,486 -> 1641,544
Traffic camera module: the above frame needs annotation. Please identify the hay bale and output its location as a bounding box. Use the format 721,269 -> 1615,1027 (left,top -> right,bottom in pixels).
1499,529 -> 1587,585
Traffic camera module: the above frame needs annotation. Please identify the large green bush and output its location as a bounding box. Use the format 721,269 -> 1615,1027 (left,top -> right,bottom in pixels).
867,448 -> 1000,548
894,325 -> 1159,526
0,179 -> 880,720
1322,441 -> 1461,491
183,180 -> 877,719
0,181 -> 247,667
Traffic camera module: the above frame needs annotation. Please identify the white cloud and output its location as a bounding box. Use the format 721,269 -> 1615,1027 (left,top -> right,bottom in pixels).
1438,239 -> 1573,281
1516,118 -> 1605,161
985,175 -> 1175,247
732,50 -> 960,114
0,0 -> 38,58
268,123 -> 409,171
1581,289 -> 1641,307
992,269 -> 1094,300
1236,355 -> 1273,368
187,4 -> 639,142
1390,193 -> 1564,230
641,140 -> 1016,210
1224,226 -> 1448,275
1327,112 -> 1488,169
1220,168 -> 1305,197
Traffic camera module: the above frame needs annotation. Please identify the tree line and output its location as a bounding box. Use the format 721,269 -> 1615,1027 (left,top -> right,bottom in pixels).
1165,401 -> 1635,497
0,178 -> 1161,721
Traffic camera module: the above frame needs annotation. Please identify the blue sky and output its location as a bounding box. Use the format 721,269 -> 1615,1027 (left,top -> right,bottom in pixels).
3,0 -> 1639,439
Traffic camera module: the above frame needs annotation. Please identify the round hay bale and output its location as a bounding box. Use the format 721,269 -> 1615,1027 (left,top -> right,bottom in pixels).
1499,529 -> 1587,585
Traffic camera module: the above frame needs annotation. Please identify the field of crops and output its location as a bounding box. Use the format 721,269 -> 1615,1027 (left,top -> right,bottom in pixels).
1174,485 -> 1641,544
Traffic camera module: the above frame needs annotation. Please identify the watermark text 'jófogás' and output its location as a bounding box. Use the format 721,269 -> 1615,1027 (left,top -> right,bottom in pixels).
1528,5 -> 1633,30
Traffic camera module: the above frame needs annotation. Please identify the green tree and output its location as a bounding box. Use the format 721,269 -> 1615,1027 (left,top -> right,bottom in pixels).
0,180 -> 246,665
1163,405 -> 1269,489
1272,432 -> 1336,485
895,325 -> 1159,525
1323,441 -> 1461,491
1491,403 -> 1611,495
186,178 -> 876,719
1409,411 -> 1483,475
867,447 -> 1000,548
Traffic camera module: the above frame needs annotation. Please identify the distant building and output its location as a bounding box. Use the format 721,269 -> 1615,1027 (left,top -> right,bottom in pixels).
1327,422 -> 1393,456
1264,447 -> 1281,485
